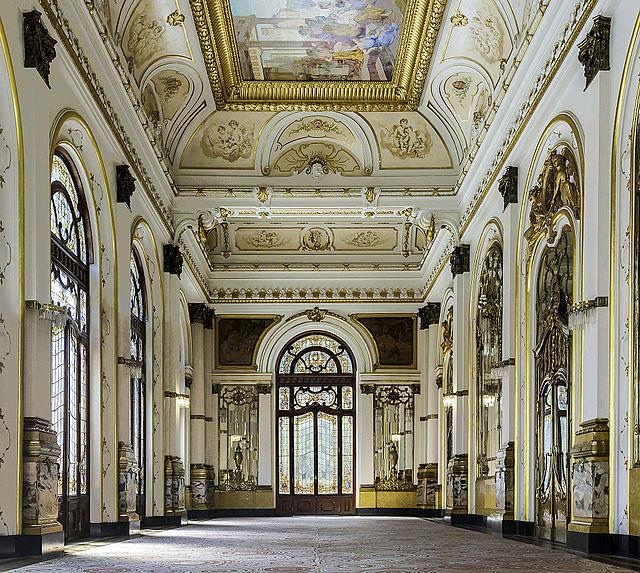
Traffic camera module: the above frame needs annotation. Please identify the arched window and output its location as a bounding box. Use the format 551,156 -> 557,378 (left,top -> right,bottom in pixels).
130,250 -> 147,519
476,243 -> 503,477
50,151 -> 91,541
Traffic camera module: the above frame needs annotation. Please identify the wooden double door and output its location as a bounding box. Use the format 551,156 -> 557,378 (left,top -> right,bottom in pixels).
276,374 -> 355,515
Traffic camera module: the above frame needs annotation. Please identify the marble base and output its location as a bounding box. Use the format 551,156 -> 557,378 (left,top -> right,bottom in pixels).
190,464 -> 208,510
446,454 -> 468,515
118,442 -> 139,523
495,442 -> 515,520
22,418 -> 62,536
164,456 -> 187,516
90,520 -> 141,537
570,419 -> 609,535
417,463 -> 438,509
0,531 -> 64,557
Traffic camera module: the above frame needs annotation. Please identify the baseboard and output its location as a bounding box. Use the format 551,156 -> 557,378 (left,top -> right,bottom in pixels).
214,509 -> 277,517
187,509 -> 216,520
141,515 -> 188,528
444,513 -> 487,528
90,520 -> 141,538
0,531 -> 64,558
499,519 -> 536,538
356,508 -> 444,517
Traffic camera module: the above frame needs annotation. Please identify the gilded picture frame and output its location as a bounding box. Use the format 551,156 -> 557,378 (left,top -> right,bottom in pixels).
189,0 -> 447,110
350,313 -> 417,369
215,314 -> 283,369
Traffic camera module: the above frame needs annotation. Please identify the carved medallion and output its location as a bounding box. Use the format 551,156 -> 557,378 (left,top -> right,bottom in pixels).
450,244 -> 470,277
498,166 -> 518,210
418,302 -> 441,330
116,164 -> 136,209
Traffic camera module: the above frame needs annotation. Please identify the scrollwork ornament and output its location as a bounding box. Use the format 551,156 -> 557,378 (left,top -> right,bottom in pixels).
526,148 -> 581,242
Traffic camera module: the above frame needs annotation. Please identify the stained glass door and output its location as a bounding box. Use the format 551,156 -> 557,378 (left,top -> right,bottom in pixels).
276,333 -> 355,515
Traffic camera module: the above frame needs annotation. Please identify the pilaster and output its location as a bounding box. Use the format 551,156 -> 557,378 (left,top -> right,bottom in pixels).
117,441 -> 139,525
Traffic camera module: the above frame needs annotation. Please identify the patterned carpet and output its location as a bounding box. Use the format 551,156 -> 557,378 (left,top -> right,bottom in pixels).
6,517 -> 637,572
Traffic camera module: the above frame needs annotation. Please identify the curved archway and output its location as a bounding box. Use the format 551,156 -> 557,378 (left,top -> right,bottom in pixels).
275,331 -> 356,516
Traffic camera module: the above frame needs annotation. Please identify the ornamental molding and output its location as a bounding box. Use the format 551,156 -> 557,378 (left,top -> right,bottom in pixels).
163,244 -> 183,276
177,186 -> 457,198
450,244 -> 470,277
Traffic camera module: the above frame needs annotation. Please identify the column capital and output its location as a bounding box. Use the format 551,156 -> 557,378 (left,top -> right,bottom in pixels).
450,244 -> 470,277
418,303 -> 441,330
498,166 -> 518,210
577,15 -> 611,90
116,164 -> 136,210
163,244 -> 183,276
188,303 -> 214,328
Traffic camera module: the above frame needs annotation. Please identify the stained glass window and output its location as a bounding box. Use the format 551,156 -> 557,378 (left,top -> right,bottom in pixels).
279,333 -> 353,374
50,150 -> 90,537
130,250 -> 146,518
294,412 -> 315,494
276,332 -> 355,509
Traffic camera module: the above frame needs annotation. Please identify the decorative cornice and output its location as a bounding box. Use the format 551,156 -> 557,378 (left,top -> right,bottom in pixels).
577,15 -> 611,90
23,10 -> 57,88
498,166 -> 518,210
116,164 -> 136,210
418,303 -> 441,330
450,244 -> 470,277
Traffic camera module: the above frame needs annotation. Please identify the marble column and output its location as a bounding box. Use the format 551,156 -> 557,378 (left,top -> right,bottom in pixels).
203,316 -> 216,510
188,304 -> 209,512
417,303 -> 441,510
257,384 -> 273,489
451,246 -> 471,513
162,245 -> 185,518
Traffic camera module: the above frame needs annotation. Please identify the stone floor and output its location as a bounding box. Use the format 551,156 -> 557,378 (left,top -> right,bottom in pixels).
4,517 -> 638,572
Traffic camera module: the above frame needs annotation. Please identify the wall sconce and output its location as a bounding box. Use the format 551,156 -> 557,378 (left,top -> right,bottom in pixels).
118,356 -> 143,379
568,296 -> 608,330
25,300 -> 69,326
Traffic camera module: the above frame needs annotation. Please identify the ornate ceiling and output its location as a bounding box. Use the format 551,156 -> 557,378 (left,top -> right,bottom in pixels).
87,0 -> 543,300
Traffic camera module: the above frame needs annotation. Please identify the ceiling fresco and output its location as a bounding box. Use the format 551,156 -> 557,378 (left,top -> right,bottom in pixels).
80,0 -> 552,297
230,0 -> 405,82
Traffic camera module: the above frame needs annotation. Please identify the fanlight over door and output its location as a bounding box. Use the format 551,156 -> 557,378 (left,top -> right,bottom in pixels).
534,231 -> 573,543
276,333 -> 355,515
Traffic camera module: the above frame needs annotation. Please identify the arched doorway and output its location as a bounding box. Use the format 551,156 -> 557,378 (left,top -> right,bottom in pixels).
276,332 -> 356,515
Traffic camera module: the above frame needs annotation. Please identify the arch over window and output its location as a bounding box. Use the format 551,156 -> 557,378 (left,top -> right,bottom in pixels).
277,332 -> 354,374
50,149 -> 91,541
130,249 -> 147,519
